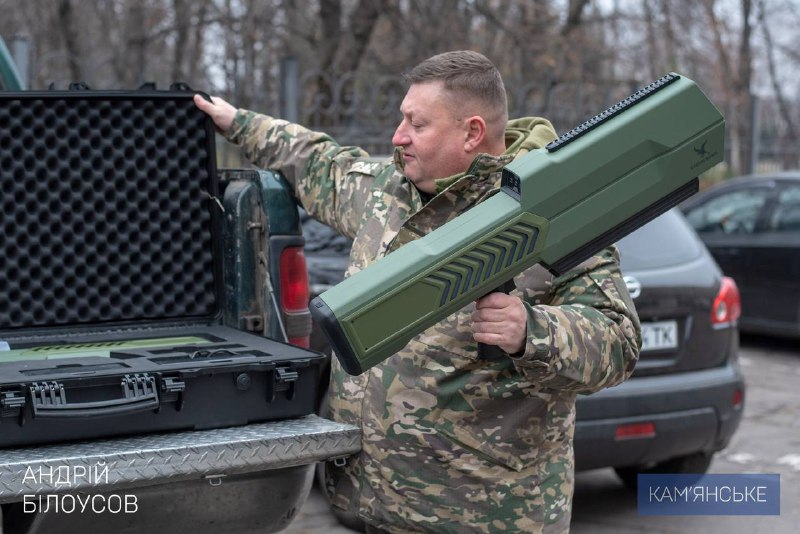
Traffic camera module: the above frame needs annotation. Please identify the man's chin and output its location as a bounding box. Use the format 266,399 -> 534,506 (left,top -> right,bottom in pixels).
402,168 -> 434,194
411,179 -> 436,195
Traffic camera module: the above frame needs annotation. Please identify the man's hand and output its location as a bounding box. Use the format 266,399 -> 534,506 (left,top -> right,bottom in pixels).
472,293 -> 528,355
193,94 -> 237,133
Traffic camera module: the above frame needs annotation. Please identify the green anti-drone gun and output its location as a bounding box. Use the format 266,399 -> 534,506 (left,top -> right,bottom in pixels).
310,73 -> 724,375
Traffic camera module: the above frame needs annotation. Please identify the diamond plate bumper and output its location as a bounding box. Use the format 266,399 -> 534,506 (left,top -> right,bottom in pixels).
0,415 -> 360,504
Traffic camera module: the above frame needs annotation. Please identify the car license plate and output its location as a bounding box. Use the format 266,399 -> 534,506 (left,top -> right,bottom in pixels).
641,320 -> 679,351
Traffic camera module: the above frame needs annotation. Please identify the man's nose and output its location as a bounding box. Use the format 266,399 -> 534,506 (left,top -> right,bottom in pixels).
392,122 -> 409,146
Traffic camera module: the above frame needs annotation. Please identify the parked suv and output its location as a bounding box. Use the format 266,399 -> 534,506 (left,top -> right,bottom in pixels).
304,208 -> 745,488
575,208 -> 744,487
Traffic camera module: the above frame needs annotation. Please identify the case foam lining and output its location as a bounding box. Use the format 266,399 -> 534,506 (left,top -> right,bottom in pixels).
0,93 -> 219,330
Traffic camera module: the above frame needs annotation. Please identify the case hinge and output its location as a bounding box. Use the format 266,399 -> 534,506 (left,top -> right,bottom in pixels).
68,81 -> 92,91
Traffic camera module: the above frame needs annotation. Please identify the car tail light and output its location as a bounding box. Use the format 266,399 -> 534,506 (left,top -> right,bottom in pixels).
280,247 -> 309,311
732,388 -> 744,409
614,422 -> 656,440
288,336 -> 310,348
711,276 -> 741,327
279,246 -> 310,348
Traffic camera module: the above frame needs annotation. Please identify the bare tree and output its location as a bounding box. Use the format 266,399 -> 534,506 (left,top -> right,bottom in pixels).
642,0 -> 662,80
310,0 -> 386,126
172,0 -> 190,82
703,0 -> 755,174
758,0 -> 799,167
56,0 -> 83,82
0,0 -> 796,174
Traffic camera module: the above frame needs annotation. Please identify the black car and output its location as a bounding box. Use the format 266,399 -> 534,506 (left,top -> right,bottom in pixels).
680,172 -> 800,338
303,208 -> 745,489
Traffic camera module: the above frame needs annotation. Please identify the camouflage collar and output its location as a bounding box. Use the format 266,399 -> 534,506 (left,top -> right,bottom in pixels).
392,147 -> 509,211
433,152 -> 515,194
386,155 -> 510,254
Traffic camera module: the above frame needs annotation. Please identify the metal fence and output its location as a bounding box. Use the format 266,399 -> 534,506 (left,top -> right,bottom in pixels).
753,97 -> 799,174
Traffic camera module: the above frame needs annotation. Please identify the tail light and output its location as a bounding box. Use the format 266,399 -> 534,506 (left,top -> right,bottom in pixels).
732,387 -> 744,409
711,276 -> 741,328
279,246 -> 311,348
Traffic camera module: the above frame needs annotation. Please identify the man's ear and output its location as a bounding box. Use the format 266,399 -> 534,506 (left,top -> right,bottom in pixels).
464,116 -> 487,152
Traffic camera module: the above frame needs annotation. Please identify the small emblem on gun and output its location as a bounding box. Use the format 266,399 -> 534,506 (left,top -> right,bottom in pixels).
694,140 -> 709,157
690,138 -> 719,170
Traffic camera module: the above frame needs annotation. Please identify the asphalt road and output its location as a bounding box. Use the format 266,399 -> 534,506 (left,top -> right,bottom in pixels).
286,333 -> 800,533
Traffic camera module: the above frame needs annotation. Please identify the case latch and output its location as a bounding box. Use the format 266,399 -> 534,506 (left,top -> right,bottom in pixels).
1,389 -> 27,419
266,367 -> 298,402
162,376 -> 186,393
276,367 -> 299,385
160,376 -> 186,412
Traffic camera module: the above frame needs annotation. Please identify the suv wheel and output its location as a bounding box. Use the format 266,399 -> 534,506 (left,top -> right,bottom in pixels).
614,452 -> 714,491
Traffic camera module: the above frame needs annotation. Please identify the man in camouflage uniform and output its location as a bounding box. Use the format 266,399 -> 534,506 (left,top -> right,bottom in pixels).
196,50 -> 641,533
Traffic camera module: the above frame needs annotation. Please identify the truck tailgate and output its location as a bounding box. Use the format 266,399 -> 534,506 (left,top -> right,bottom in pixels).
0,415 -> 359,504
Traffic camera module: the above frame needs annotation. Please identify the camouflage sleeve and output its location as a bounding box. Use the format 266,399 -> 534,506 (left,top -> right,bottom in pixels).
511,246 -> 642,394
225,109 -> 375,239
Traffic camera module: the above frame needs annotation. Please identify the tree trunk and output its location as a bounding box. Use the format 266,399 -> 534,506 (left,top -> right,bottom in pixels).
172,0 -> 190,83
736,0 -> 754,173
757,0 -> 798,168
57,0 -> 82,82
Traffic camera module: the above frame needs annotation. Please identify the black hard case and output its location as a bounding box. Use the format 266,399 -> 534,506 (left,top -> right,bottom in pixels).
0,88 -> 323,448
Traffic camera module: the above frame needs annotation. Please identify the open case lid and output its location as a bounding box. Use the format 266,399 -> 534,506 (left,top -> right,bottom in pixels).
0,88 -> 222,335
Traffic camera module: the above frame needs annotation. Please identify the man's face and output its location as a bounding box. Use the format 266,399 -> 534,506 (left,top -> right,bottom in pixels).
392,82 -> 471,195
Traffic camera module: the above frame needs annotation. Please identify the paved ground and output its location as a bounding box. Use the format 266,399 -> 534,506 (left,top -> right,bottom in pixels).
285,334 -> 800,533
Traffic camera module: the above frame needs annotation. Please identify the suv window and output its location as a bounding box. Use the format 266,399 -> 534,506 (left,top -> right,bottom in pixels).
769,185 -> 800,232
616,209 -> 703,270
684,187 -> 771,235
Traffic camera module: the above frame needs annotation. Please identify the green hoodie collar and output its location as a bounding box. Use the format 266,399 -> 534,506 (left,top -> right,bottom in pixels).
430,116 -> 558,194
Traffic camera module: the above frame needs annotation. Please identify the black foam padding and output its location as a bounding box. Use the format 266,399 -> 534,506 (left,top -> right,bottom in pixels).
0,92 -> 220,330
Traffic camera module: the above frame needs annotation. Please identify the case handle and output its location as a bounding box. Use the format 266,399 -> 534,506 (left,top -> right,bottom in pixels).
30,375 -> 160,419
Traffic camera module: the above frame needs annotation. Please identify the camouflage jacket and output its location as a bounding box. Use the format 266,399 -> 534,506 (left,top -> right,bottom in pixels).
226,111 -> 641,533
